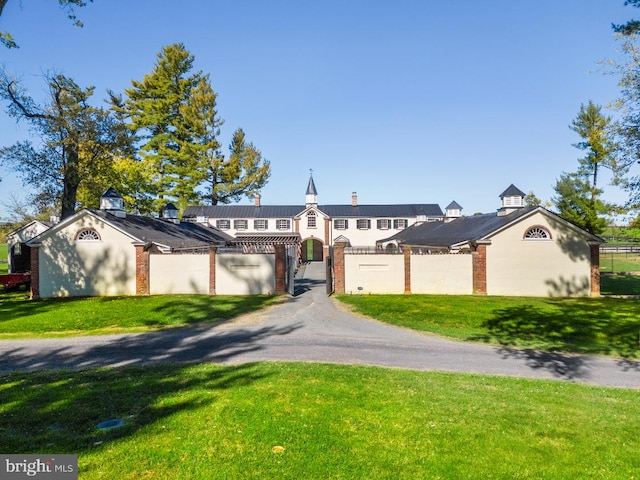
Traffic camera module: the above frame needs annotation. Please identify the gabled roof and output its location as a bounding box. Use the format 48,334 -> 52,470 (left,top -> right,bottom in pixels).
183,203 -> 444,219
499,184 -> 525,198
320,204 -> 443,218
6,219 -> 53,240
28,209 -> 232,250
184,205 -> 303,219
380,207 -> 604,248
445,201 -> 462,210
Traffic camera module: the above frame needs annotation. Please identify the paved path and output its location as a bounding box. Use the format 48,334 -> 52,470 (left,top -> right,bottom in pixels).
1,262 -> 639,388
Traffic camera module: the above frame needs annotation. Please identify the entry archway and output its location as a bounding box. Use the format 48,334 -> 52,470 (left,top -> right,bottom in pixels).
301,238 -> 324,262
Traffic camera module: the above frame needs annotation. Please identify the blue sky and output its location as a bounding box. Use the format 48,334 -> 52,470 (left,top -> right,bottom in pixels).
0,0 -> 635,219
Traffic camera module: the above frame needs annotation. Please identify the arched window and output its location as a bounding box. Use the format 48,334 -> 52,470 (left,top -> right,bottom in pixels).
523,226 -> 551,240
75,228 -> 101,241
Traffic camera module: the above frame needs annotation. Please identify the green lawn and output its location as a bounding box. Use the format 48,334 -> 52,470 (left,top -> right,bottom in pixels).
600,252 -> 640,273
337,294 -> 640,358
0,293 -> 277,338
1,362 -> 639,479
0,243 -> 7,275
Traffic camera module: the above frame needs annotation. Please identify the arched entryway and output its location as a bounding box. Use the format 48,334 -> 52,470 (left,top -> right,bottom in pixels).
301,238 -> 324,262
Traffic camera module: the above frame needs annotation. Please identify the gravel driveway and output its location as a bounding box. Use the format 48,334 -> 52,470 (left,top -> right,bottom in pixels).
1,262 -> 639,388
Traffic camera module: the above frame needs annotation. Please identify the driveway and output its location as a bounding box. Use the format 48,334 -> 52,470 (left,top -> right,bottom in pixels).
1,262 -> 639,388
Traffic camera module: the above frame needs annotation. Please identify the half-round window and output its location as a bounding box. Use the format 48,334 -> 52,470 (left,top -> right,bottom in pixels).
76,228 -> 101,241
524,226 -> 551,240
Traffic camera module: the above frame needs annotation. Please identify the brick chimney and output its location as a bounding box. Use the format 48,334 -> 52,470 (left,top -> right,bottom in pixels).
352,192 -> 358,207
255,193 -> 261,207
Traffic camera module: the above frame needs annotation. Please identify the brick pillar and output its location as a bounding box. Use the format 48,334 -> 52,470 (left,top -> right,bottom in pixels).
209,246 -> 217,295
402,245 -> 412,294
30,246 -> 40,299
323,218 -> 331,260
472,242 -> 488,295
294,218 -> 300,233
590,243 -> 600,297
333,241 -> 347,294
135,245 -> 150,295
274,244 -> 287,295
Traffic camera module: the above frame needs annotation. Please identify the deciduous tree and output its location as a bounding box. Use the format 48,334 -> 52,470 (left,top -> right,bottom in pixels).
0,0 -> 92,49
0,69 -> 129,219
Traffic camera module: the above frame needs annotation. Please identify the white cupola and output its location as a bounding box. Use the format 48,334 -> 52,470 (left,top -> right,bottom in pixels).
100,187 -> 126,218
497,184 -> 526,216
444,201 -> 463,222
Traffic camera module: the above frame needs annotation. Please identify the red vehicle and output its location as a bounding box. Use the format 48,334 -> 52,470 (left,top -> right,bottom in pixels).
0,272 -> 31,291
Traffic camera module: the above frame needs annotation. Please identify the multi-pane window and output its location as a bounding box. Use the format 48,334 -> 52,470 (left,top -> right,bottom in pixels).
234,219 -> 248,230
254,219 -> 268,230
216,219 -> 230,230
307,211 -> 317,228
377,219 -> 391,230
357,219 -> 371,230
276,219 -> 291,230
393,219 -> 408,230
76,228 -> 101,241
524,226 -> 551,239
334,219 -> 348,230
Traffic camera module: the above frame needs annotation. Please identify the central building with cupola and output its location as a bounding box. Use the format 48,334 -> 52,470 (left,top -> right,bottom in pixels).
183,175 -> 445,261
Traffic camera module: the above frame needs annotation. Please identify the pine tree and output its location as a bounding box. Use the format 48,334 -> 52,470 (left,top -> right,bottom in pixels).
112,43 -> 270,212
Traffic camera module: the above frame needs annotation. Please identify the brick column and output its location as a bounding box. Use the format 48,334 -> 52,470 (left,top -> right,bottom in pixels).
135,245 -> 150,295
472,242 -> 489,295
590,243 -> 600,297
274,244 -> 287,295
209,246 -> 217,295
402,245 -> 412,294
29,245 -> 40,299
323,218 -> 331,260
294,218 -> 300,233
333,241 -> 347,294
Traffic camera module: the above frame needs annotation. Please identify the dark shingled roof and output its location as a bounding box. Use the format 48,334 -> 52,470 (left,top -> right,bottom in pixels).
446,201 -> 462,210
184,203 -> 443,219
184,205 -> 304,219
91,210 -> 232,248
382,207 -> 538,247
499,184 -> 525,198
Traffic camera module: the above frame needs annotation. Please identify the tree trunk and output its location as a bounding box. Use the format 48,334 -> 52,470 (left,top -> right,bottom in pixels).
61,146 -> 80,219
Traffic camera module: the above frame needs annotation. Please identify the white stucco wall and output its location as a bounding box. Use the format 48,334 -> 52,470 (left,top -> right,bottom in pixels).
344,254 -> 405,294
411,254 -> 473,294
486,211 -> 593,296
149,253 -> 209,294
215,253 -> 275,295
37,215 -> 136,297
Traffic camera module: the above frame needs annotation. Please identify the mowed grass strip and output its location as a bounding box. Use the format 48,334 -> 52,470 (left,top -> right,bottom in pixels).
0,362 -> 638,479
0,243 -> 7,275
0,292 -> 276,337
337,294 -> 640,357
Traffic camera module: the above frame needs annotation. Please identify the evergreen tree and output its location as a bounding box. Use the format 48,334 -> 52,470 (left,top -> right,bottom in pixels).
553,173 -> 607,234
112,43 -> 270,212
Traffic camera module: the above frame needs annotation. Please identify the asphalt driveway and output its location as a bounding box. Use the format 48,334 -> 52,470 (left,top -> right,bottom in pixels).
1,262 -> 639,388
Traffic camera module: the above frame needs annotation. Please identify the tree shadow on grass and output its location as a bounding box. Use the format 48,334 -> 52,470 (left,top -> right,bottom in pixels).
0,362 -> 269,454
0,316 -> 303,455
472,299 -> 640,377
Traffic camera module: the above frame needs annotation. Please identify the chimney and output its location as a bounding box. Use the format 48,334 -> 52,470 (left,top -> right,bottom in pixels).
255,193 -> 261,207
352,192 -> 358,207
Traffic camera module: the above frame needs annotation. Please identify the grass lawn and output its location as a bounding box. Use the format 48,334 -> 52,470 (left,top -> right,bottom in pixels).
1,362 -> 639,479
600,252 -> 640,273
337,294 -> 640,358
0,292 -> 277,338
0,243 -> 7,275
601,273 -> 640,295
